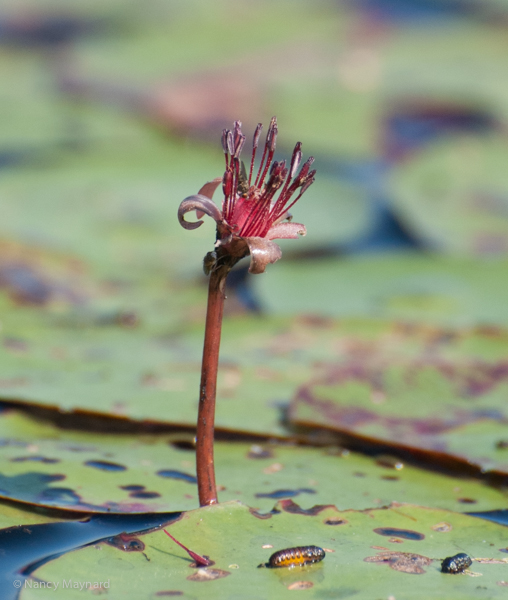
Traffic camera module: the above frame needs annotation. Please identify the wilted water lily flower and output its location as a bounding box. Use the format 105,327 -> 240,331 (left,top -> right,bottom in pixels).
178,117 -> 315,274
178,117 -> 316,507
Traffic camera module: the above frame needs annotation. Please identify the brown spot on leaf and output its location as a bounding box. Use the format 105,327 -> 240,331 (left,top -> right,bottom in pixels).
263,463 -> 283,474
432,522 -> 452,532
129,491 -> 161,499
84,460 -> 127,472
155,593 -> 184,597
497,581 -> 508,586
141,374 -> 187,392
324,517 -> 347,526
0,242 -> 87,306
0,376 -> 28,386
186,568 -> 230,582
249,507 -> 273,520
373,528 -> 425,540
388,538 -> 404,544
255,488 -> 316,500
170,439 -> 196,451
292,353 -> 508,444
105,533 -> 145,552
475,558 -> 508,564
247,445 -> 274,459
376,455 -> 404,470
473,325 -> 505,337
3,338 -> 29,353
297,314 -> 334,328
116,311 -> 139,328
10,456 -> 60,464
364,551 -> 432,574
278,499 -> 337,516
0,264 -> 52,305
287,581 -> 314,590
457,498 -> 477,504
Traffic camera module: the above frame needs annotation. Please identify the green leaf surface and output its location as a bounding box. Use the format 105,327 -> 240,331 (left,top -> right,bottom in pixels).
5,300 -> 508,457
0,500 -> 66,530
71,0 -> 379,156
289,319 -> 508,477
0,310 -> 307,436
389,134 -> 508,256
0,410 -> 505,514
382,22 -> 508,122
77,0 -> 341,81
254,254 -> 508,326
0,309 -> 390,436
21,501 -> 508,599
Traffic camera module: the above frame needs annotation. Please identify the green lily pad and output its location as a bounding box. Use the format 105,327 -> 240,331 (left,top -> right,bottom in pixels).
20,501 -> 508,599
71,0 -> 373,157
0,410 -> 505,514
77,0 -> 340,80
0,500 -> 68,530
0,310 -> 297,436
4,302 -> 508,447
0,132 -> 221,276
254,254 -> 508,326
389,134 -> 508,255
289,319 -> 508,477
0,51 -> 61,148
382,22 -> 508,122
0,309 -> 379,436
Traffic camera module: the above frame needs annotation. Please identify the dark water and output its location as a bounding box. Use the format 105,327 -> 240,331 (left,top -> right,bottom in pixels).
1,509 -> 180,600
467,510 -> 508,527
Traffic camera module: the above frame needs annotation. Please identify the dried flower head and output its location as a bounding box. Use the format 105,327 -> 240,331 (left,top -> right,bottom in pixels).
178,117 -> 315,274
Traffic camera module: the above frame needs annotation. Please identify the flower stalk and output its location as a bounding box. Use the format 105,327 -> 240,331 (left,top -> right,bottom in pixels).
178,117 -> 315,506
196,263 -> 229,506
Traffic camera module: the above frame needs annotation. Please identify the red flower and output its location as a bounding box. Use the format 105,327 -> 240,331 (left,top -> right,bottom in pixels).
178,117 -> 315,274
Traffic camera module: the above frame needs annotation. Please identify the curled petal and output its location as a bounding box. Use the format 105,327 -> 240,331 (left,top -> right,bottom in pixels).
196,178 -> 222,218
178,195 -> 222,230
244,237 -> 282,274
266,222 -> 306,240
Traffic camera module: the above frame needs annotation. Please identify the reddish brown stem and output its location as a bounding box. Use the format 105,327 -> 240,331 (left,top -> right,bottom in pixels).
196,266 -> 229,506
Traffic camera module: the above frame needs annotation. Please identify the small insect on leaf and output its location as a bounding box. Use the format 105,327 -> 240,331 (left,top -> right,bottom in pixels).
258,546 -> 325,569
441,553 -> 472,574
163,529 -> 212,567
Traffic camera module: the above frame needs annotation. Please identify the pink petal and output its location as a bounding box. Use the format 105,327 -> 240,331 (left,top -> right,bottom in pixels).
196,178 -> 222,218
244,237 -> 282,274
178,194 -> 222,230
266,222 -> 306,240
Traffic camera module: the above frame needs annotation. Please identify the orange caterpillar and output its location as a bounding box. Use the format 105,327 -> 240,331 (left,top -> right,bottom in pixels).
259,546 -> 325,569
